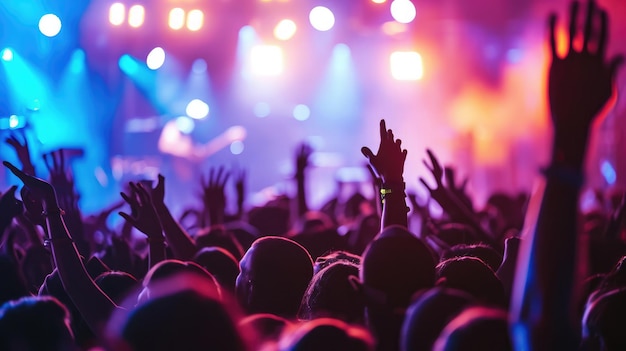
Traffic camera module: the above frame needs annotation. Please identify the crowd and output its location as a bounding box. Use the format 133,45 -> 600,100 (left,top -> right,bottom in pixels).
0,1 -> 624,350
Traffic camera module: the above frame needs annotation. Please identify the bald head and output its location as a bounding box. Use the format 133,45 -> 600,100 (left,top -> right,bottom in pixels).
237,236 -> 313,318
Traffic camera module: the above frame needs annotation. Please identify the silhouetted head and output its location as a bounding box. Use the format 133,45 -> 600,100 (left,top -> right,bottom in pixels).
236,236 -> 313,318
360,226 -> 436,309
248,205 -> 290,237
139,259 -> 219,303
401,288 -> 475,351
435,223 -> 477,247
436,256 -> 506,307
582,287 -> 626,351
94,271 -> 138,305
108,274 -> 249,351
195,226 -> 244,260
359,226 -> 435,351
314,250 -> 361,275
278,318 -> 374,351
348,213 -> 380,255
193,247 -> 240,292
0,295 -> 76,351
21,244 -> 53,294
240,313 -> 291,343
299,262 -> 364,324
0,254 -> 29,306
433,306 -> 511,351
441,244 -> 502,272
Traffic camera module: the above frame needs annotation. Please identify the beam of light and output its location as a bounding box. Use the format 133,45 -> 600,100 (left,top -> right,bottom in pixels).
168,8 -> 185,30
274,19 -> 297,41
313,44 -> 361,123
109,3 -> 126,26
186,9 -> 204,31
390,0 -> 416,24
39,14 -> 62,37
390,51 -> 423,80
118,54 -> 166,113
128,5 -> 145,28
309,6 -> 335,31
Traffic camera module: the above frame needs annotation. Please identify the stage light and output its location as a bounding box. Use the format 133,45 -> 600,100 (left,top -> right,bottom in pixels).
250,45 -> 283,76
109,3 -> 125,26
253,102 -> 270,118
230,141 -> 244,155
175,116 -> 195,134
371,0 -> 387,3
390,51 -> 423,80
1,48 -> 13,62
119,54 -> 139,75
186,99 -> 209,119
390,0 -> 416,24
128,5 -> 145,28
39,14 -> 62,37
309,6 -> 335,31
192,58 -> 207,73
274,19 -> 297,41
168,8 -> 185,30
146,47 -> 165,70
8,115 -> 19,129
293,104 -> 310,121
186,10 -> 204,31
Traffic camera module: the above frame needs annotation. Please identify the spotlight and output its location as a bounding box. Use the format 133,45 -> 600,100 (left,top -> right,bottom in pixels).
230,141 -> 244,155
39,14 -> 62,37
309,6 -> 335,31
186,99 -> 209,119
186,10 -> 204,31
390,51 -> 423,80
146,47 -> 165,70
109,3 -> 125,26
293,104 -> 311,121
1,48 -> 14,61
128,5 -> 145,28
390,0 -> 416,24
168,8 -> 185,30
250,45 -> 283,76
274,19 -> 297,41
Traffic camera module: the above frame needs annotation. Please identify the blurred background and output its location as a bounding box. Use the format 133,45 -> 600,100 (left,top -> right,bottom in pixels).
0,0 -> 624,216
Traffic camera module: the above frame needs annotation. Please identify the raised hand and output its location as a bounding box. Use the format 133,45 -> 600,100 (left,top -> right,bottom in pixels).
361,119 -> 407,183
233,168 -> 246,219
419,149 -> 448,207
444,166 -> 473,210
295,143 -> 313,177
5,131 -> 35,176
548,0 -> 623,166
362,119 -> 408,229
3,161 -> 57,207
43,150 -> 79,212
200,167 -> 230,227
119,182 -> 163,239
